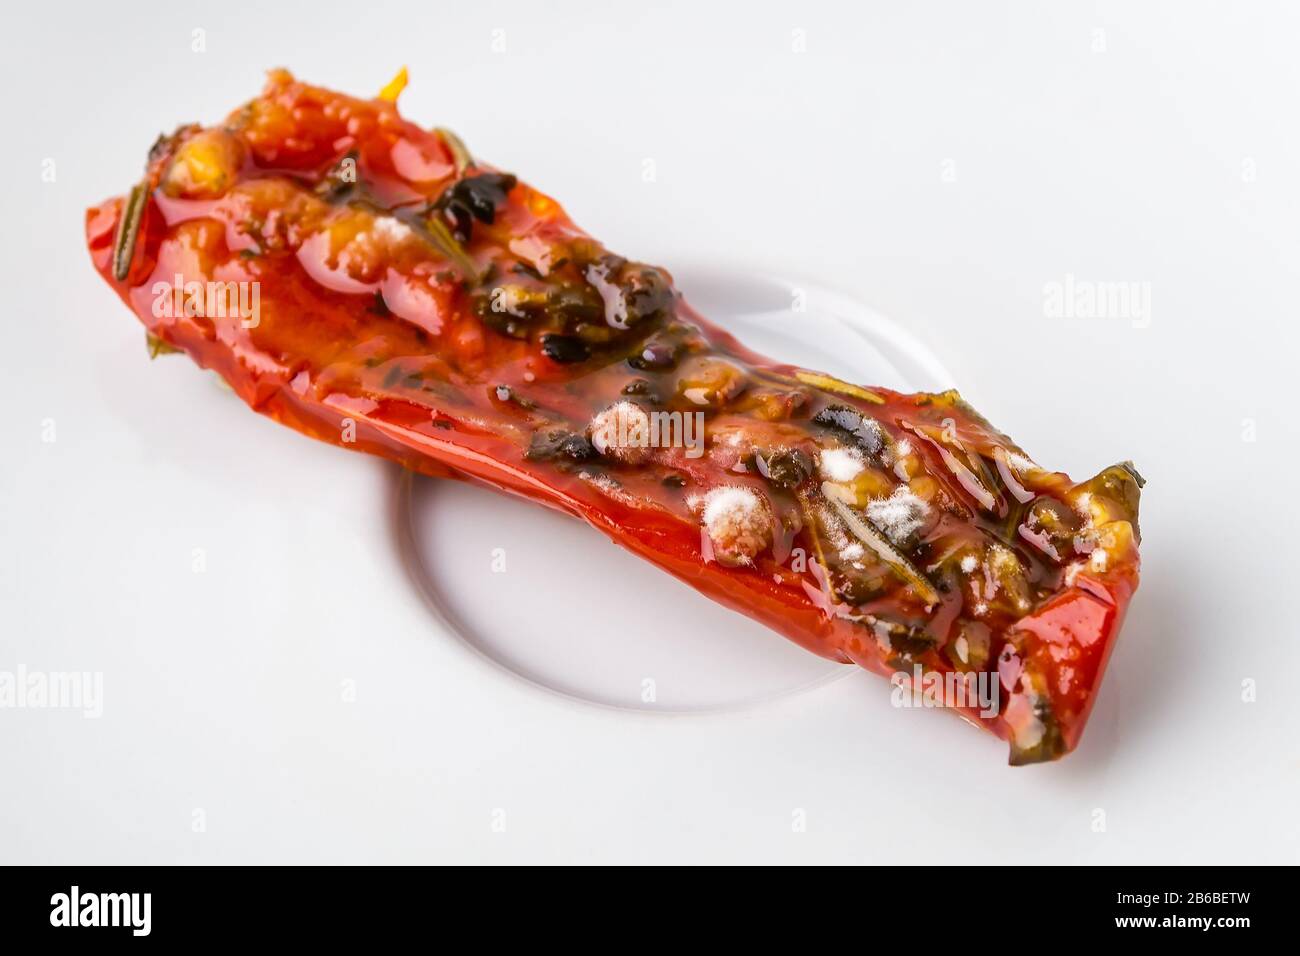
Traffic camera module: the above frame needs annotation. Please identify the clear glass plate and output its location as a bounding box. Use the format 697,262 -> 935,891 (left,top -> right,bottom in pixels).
395,267 -> 953,712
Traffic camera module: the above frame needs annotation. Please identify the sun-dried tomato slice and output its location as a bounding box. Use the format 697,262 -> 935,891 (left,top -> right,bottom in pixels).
86,70 -> 1141,763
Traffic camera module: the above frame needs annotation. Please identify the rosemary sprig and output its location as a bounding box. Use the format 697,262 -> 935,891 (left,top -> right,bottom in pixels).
794,370 -> 885,404
822,483 -> 940,606
112,180 -> 149,281
796,488 -> 833,574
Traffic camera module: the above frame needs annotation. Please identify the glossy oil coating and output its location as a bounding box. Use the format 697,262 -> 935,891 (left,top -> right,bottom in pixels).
86,70 -> 1142,763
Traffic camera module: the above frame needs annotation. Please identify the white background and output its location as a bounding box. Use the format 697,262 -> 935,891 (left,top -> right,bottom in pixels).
2,0 -> 1296,864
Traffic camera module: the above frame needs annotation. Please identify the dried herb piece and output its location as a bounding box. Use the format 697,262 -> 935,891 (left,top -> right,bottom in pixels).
315,150 -> 360,202
493,384 -> 536,410
756,448 -> 813,490
627,337 -> 680,371
621,378 -> 660,402
796,371 -> 883,404
603,259 -> 675,329
435,127 -> 473,175
412,215 -> 479,281
835,570 -> 889,606
869,615 -> 939,666
526,429 -> 597,462
432,172 -> 517,243
823,485 -> 940,606
540,333 -> 590,364
112,180 -> 149,281
145,332 -> 180,359
1075,462 -> 1144,540
812,404 -> 887,457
